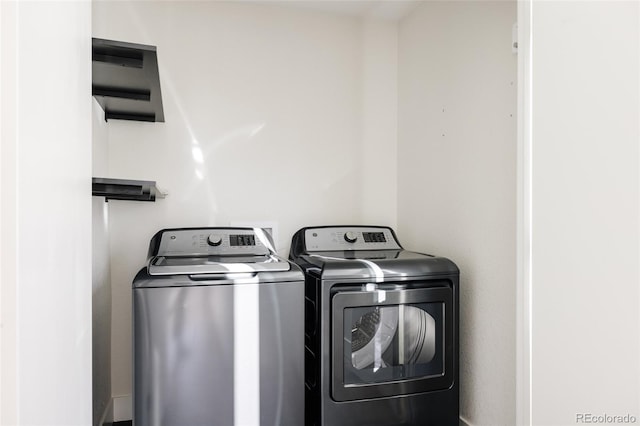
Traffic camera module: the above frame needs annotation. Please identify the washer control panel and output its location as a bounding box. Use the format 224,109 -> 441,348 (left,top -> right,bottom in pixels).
156,228 -> 272,256
303,226 -> 401,251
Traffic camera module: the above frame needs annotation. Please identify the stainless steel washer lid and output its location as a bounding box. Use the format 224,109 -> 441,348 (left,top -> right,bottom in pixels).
145,227 -> 291,276
148,254 -> 291,275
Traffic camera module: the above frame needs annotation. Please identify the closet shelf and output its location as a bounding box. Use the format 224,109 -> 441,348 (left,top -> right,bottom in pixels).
92,38 -> 165,122
92,177 -> 167,202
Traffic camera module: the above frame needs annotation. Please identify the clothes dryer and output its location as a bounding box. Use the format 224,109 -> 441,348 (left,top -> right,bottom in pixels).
134,227 -> 304,426
289,225 -> 459,426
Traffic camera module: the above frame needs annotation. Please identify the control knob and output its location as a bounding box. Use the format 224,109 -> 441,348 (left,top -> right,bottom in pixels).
344,231 -> 358,243
207,234 -> 223,246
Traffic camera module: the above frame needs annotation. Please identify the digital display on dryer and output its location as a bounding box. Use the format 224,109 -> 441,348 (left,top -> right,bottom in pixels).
230,234 -> 256,246
363,232 -> 386,243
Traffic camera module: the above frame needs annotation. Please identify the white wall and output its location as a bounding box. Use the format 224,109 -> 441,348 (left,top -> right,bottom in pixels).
398,2 -> 517,425
529,1 -> 640,424
1,2 -> 19,423
92,0 -> 398,407
361,17 -> 397,226
92,98 -> 112,426
0,1 -> 92,425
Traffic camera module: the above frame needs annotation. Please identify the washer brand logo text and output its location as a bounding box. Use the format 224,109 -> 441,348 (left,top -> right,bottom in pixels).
576,413 -> 637,424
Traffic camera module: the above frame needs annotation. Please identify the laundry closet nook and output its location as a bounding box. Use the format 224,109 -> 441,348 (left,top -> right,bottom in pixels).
91,2 -> 517,424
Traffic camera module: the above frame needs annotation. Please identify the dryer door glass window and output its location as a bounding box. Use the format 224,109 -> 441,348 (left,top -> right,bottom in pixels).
344,302 -> 444,385
331,285 -> 454,401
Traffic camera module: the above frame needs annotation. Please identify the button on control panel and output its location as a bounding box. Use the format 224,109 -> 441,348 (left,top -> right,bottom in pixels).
304,226 -> 400,251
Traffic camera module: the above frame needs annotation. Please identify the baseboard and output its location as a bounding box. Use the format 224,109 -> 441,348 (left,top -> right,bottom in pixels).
108,395 -> 468,425
97,397 -> 113,426
460,415 -> 473,426
113,395 -> 133,422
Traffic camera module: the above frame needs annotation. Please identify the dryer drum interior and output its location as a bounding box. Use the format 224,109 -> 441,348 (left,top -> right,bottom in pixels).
345,303 -> 442,384
350,306 -> 436,369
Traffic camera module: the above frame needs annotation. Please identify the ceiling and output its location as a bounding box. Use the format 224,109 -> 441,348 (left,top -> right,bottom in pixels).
245,0 -> 423,21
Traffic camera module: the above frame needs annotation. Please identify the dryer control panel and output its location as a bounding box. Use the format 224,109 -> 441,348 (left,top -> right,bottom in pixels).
303,226 -> 401,251
154,228 -> 273,257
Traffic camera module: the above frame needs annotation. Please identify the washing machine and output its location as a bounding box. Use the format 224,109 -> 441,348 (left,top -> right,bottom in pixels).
289,225 -> 459,426
133,227 -> 304,426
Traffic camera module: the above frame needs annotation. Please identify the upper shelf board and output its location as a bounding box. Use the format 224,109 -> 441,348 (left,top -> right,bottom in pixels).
92,38 -> 165,122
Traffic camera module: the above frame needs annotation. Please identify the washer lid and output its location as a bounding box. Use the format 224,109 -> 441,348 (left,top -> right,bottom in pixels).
147,254 -> 291,276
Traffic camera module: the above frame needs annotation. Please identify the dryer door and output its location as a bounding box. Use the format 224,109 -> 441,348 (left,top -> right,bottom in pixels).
331,284 -> 454,402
